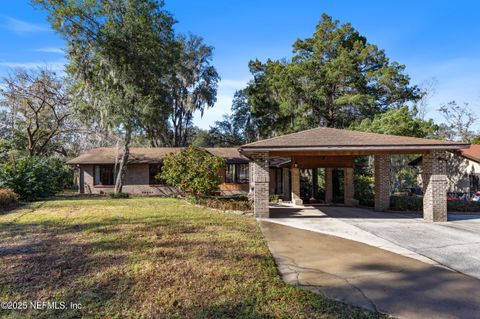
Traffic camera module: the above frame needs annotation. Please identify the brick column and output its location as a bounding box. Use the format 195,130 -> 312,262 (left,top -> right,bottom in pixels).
423,150 -> 448,222
251,152 -> 270,218
282,167 -> 290,201
291,167 -> 303,205
325,168 -> 333,203
344,167 -> 356,206
248,161 -> 255,200
374,155 -> 390,211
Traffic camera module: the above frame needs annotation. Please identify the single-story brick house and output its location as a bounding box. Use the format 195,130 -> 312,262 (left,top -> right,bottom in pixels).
70,128 -> 470,222
68,147 -> 289,197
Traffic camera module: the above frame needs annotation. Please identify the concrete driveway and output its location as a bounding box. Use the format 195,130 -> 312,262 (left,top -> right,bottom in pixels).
266,205 -> 480,279
261,221 -> 480,319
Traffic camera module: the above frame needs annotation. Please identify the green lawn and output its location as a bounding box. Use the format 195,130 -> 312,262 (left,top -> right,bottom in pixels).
0,197 -> 381,318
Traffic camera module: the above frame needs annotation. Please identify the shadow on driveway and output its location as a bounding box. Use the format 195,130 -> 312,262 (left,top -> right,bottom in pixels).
261,221 -> 480,319
270,205 -> 421,219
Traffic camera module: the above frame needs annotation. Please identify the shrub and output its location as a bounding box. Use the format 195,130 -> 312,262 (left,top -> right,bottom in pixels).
447,200 -> 480,212
160,146 -> 225,196
0,157 -> 73,200
108,192 -> 130,199
354,174 -> 374,207
390,195 -> 423,211
390,196 -> 480,212
269,194 -> 281,203
0,188 -> 19,209
188,195 -> 251,212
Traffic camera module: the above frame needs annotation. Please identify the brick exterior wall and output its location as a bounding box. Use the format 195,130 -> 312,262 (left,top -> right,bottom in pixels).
290,167 -> 303,205
325,168 -> 333,203
80,164 -> 179,196
374,155 -> 390,211
422,150 -> 448,222
79,160 -> 274,198
251,152 -> 270,218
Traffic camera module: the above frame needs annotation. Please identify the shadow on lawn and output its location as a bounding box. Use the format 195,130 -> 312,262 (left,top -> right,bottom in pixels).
0,218 -> 213,318
0,211 -> 268,318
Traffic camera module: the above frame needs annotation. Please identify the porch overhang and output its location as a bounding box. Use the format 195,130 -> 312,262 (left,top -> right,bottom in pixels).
240,144 -> 469,157
240,127 -> 470,222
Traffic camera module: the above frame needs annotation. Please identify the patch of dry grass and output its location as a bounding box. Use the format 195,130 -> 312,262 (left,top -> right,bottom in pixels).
0,197 -> 381,318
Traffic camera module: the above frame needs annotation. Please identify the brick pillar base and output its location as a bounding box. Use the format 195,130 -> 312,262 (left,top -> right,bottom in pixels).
374,155 -> 390,211
325,168 -> 333,203
423,150 -> 448,222
291,167 -> 303,205
252,152 -> 270,218
344,167 -> 357,206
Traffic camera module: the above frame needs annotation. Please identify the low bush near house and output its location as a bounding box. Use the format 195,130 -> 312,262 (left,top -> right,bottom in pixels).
390,195 -> 480,213
108,192 -> 130,199
188,195 -> 251,212
447,200 -> 480,212
269,194 -> 281,203
0,188 -> 19,209
390,195 -> 423,211
0,157 -> 73,200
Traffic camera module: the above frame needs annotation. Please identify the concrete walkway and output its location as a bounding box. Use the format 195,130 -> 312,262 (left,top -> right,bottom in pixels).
266,205 -> 480,279
261,221 -> 480,319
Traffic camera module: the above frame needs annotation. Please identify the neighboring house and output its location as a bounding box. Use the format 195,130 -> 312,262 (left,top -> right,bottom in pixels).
68,147 -> 288,197
411,145 -> 480,198
451,145 -> 480,196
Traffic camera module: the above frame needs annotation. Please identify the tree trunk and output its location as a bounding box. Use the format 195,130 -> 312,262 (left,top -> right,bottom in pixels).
114,129 -> 132,194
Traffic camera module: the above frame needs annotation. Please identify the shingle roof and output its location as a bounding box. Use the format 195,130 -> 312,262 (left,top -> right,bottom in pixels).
204,148 -> 248,163
460,144 -> 480,163
240,127 -> 469,151
68,147 -> 247,164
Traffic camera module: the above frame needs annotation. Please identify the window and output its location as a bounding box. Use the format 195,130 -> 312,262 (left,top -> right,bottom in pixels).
225,163 -> 249,183
94,165 -> 115,186
149,164 -> 164,185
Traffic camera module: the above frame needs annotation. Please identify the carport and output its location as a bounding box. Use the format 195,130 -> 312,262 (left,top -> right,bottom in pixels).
239,127 -> 469,222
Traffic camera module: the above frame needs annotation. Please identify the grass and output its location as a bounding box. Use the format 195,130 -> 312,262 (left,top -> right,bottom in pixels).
0,197 -> 381,318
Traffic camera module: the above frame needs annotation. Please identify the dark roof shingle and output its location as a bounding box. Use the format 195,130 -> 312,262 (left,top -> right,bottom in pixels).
240,127 -> 468,151
68,147 -> 247,164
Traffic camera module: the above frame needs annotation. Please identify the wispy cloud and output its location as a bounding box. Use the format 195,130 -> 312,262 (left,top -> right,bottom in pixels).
1,16 -> 49,34
33,47 -> 64,54
0,61 -> 66,72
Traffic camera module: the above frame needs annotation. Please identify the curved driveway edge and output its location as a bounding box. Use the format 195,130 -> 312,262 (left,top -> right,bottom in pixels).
262,206 -> 439,266
261,221 -> 480,319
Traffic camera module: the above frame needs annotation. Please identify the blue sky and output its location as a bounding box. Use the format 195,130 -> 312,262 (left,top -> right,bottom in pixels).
1,0 -> 480,130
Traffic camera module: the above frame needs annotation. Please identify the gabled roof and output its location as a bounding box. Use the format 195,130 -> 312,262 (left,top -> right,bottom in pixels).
68,147 -> 248,164
460,144 -> 480,163
240,127 -> 469,152
67,147 -> 184,164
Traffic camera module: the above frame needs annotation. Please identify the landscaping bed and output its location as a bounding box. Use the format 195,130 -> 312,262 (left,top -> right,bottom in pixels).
390,195 -> 480,213
0,197 -> 380,318
187,195 -> 252,212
